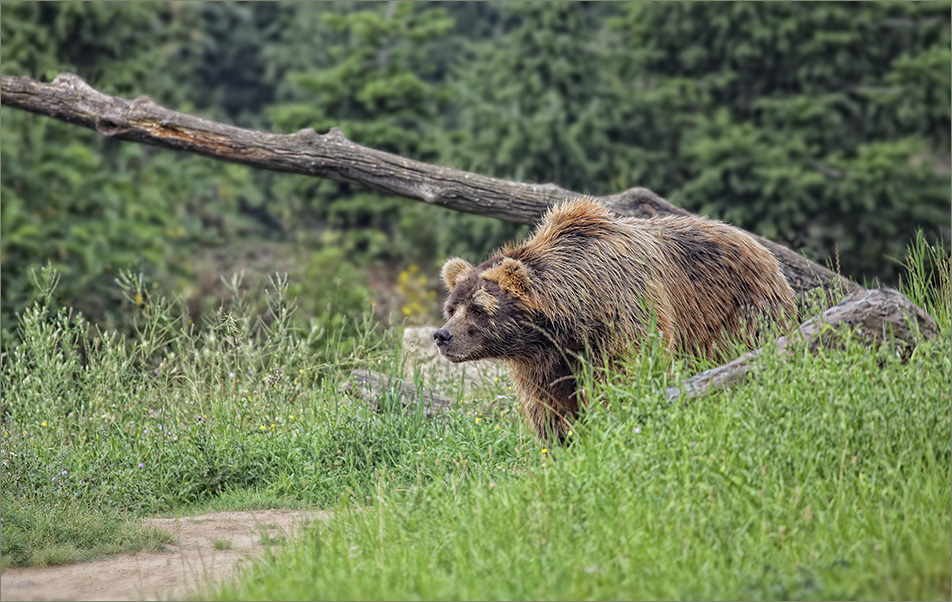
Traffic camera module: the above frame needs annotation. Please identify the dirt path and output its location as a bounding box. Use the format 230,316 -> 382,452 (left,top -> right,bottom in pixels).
0,509 -> 327,601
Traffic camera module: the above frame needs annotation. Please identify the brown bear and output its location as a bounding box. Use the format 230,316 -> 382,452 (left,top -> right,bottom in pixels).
434,197 -> 796,442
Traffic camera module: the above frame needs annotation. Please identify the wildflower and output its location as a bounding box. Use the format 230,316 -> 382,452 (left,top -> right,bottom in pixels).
61,470 -> 68,476
634,426 -> 641,434
475,417 -> 482,423
138,463 -> 144,468
290,415 -> 295,420
41,422 -> 47,427
260,425 -> 267,430
541,448 -> 548,454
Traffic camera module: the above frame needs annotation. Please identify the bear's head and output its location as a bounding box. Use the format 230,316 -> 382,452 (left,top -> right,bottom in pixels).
433,255 -> 545,363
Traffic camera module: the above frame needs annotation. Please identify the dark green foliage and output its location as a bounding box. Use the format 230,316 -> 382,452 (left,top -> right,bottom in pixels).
0,2 -> 266,332
450,2 -> 624,194
1,1 -> 949,338
610,1 -> 950,282
268,2 -> 517,266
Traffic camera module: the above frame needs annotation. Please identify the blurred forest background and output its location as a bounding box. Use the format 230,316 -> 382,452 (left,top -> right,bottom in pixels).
2,1 -> 949,347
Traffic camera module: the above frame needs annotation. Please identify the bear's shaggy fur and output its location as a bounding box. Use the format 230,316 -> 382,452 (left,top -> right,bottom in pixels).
434,197 -> 796,441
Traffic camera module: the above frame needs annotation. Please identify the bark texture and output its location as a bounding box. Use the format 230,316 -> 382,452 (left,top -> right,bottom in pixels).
1,72 -> 858,302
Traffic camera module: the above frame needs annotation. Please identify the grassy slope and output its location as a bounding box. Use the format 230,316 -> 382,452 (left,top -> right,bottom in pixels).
2,242 -> 949,598
208,330 -> 950,601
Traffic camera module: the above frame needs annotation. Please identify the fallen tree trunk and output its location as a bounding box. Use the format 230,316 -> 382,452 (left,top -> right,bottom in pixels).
1,72 -> 857,303
665,288 -> 939,401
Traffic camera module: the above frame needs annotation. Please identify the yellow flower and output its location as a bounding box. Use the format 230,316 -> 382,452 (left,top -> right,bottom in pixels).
475,417 -> 482,423
259,425 -> 267,430
541,448 -> 548,454
41,422 -> 47,427
290,415 -> 295,420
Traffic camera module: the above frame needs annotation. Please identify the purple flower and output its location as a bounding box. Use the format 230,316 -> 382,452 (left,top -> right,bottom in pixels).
61,470 -> 68,476
138,462 -> 144,468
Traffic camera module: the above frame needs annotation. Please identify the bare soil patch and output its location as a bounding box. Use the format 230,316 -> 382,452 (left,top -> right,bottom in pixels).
0,508 -> 326,601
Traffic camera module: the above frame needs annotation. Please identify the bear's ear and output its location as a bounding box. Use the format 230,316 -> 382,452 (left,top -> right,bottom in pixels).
441,257 -> 475,291
483,257 -> 534,303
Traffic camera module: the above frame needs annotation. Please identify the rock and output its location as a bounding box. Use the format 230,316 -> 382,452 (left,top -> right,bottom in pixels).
401,325 -> 509,394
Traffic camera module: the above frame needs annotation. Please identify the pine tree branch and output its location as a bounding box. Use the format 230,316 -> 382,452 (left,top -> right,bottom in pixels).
1,71 -> 859,302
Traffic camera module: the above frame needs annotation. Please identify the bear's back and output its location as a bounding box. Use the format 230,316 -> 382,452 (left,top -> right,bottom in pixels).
510,198 -> 795,362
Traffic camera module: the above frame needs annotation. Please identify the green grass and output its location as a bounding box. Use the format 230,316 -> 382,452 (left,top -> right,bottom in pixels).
211,537 -> 233,551
2,237 -> 950,599
0,267 -> 528,566
0,495 -> 173,567
207,329 -> 950,601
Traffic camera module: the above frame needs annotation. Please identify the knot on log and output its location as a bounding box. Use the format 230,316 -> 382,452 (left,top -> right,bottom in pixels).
131,95 -> 155,108
96,111 -> 129,137
52,72 -> 91,90
603,187 -> 690,219
417,183 -> 442,204
325,126 -> 347,144
292,127 -> 320,143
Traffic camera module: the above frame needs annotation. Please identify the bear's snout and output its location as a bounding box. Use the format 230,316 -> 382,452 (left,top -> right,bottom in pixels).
433,328 -> 453,347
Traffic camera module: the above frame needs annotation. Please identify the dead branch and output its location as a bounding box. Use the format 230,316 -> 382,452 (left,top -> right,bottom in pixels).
1,72 -> 858,302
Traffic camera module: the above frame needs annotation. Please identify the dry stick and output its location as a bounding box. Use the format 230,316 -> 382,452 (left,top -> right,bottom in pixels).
1,72 -> 857,303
